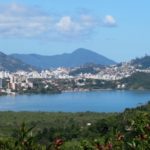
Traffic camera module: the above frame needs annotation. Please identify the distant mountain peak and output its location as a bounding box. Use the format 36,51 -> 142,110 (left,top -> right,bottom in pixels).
11,48 -> 116,69
72,48 -> 96,54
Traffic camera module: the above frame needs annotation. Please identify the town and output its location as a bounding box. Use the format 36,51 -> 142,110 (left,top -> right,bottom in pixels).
0,62 -> 150,95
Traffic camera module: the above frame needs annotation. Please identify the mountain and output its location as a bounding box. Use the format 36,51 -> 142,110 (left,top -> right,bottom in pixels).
11,48 -> 116,69
131,55 -> 150,69
0,51 -> 35,72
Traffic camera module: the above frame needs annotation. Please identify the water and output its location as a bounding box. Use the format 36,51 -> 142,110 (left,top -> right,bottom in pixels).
0,90 -> 150,112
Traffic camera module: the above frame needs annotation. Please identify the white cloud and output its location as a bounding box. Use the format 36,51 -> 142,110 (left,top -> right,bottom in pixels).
56,16 -> 81,33
56,16 -> 73,32
103,15 -> 117,27
55,15 -> 94,37
0,3 -> 117,40
8,3 -> 26,13
0,3 -> 53,38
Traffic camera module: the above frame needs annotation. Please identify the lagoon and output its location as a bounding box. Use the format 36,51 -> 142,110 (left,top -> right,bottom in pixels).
0,90 -> 150,112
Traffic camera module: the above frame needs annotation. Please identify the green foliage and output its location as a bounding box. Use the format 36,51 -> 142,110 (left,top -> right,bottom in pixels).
69,64 -> 103,76
1,102 -> 150,149
18,78 -> 61,94
14,122 -> 36,149
132,55 -> 150,69
61,141 -> 82,150
121,72 -> 150,89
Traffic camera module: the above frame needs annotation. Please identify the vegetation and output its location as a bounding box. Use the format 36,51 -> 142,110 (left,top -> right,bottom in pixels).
2,78 -> 61,95
57,72 -> 150,90
0,52 -> 35,72
20,79 -> 61,94
131,55 -> 150,69
52,78 -> 117,91
69,63 -> 104,76
11,48 -> 116,69
121,72 -> 150,89
0,102 -> 150,149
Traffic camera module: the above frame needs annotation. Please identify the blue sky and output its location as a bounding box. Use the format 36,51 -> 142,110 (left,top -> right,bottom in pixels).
0,0 -> 150,62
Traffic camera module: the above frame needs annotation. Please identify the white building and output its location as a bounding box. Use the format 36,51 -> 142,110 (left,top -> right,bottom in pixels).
0,78 -> 2,88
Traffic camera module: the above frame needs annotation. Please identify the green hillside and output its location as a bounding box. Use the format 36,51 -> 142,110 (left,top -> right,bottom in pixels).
131,55 -> 150,69
121,72 -> 150,89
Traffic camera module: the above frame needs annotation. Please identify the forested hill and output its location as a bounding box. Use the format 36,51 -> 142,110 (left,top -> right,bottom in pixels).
120,72 -> 150,89
11,48 -> 116,69
131,55 -> 150,68
0,51 -> 35,72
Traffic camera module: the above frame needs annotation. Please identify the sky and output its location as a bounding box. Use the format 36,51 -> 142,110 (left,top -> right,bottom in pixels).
0,0 -> 150,62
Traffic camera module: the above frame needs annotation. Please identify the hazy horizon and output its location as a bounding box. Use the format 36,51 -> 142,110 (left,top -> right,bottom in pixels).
0,0 -> 150,62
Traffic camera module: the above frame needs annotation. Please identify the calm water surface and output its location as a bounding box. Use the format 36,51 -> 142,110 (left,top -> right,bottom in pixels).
0,90 -> 150,112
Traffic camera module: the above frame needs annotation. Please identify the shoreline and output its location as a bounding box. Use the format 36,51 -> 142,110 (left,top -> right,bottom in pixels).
1,88 -> 150,97
62,88 -> 113,93
62,88 -> 150,93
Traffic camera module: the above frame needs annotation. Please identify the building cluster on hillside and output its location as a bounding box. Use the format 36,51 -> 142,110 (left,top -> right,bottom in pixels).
0,64 -> 150,94
78,63 -> 136,80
